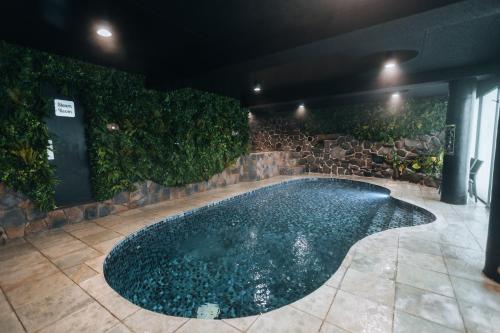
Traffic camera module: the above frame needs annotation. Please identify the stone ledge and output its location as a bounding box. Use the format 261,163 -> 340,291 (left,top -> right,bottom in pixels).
0,152 -> 303,240
251,127 -> 441,187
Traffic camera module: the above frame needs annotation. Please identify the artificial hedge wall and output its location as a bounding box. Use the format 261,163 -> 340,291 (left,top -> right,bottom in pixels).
0,41 -> 250,211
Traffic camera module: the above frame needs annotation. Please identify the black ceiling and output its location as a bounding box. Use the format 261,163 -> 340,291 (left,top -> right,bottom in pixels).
1,0 -> 500,107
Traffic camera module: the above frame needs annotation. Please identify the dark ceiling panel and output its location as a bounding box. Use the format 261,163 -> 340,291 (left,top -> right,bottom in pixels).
249,82 -> 450,113
0,0 -> 461,79
1,0 -> 499,107
250,50 -> 419,90
421,14 -> 500,71
183,1 -> 500,107
129,0 -> 460,60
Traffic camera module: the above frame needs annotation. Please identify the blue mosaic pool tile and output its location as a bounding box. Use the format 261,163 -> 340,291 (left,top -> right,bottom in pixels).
104,178 -> 434,319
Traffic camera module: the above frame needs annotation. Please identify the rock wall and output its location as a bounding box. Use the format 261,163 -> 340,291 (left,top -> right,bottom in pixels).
250,117 -> 443,186
0,152 -> 299,240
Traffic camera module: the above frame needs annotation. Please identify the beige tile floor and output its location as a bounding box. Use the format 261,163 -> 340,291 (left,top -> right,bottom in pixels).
1,174 -> 499,333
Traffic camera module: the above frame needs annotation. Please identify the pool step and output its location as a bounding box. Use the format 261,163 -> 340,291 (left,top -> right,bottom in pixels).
366,202 -> 397,235
279,155 -> 305,175
289,151 -> 303,159
284,156 -> 301,167
388,203 -> 414,229
279,165 -> 305,175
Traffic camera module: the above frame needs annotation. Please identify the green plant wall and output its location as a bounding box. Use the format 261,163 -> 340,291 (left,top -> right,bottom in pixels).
254,97 -> 447,143
0,43 -> 56,211
304,97 -> 447,142
0,41 -> 250,210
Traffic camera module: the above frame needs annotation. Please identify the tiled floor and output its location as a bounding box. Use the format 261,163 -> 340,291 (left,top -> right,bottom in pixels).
1,174 -> 498,333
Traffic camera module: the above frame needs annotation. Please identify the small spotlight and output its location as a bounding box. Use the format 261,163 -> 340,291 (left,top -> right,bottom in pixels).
296,103 -> 306,117
253,84 -> 261,94
384,61 -> 397,69
97,27 -> 112,38
391,92 -> 400,98
106,123 -> 120,132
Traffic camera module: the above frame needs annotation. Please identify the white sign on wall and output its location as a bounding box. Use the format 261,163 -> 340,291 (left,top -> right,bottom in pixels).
54,99 -> 75,117
47,140 -> 55,160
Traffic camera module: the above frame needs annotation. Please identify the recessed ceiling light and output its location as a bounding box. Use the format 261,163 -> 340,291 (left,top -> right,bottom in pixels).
97,27 -> 112,38
384,61 -> 397,69
253,84 -> 261,93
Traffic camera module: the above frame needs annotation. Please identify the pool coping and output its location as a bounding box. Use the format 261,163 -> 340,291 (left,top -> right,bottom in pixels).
1,174 -> 496,333
102,176 -> 438,319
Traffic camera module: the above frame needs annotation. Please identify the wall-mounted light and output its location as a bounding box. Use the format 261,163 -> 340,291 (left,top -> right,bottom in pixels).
296,103 -> 306,118
106,123 -> 120,132
97,27 -> 112,38
388,91 -> 403,110
253,84 -> 262,94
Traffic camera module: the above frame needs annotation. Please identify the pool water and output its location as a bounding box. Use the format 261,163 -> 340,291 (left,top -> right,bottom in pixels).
104,179 -> 434,319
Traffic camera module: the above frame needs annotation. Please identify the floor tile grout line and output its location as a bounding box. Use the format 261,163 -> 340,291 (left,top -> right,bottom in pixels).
25,227 -> 102,261
460,218 -> 487,252
317,286 -> 343,333
399,227 -> 483,253
217,319 -> 246,333
319,263 -> 353,332
242,315 -> 260,332
394,279 -> 461,300
221,315 -> 260,333
392,232 -> 400,333
393,278 -> 471,331
117,310 -> 161,333
397,308 -> 464,333
395,264 -> 463,298
438,243 -> 500,287
441,248 -> 470,333
0,285 -> 28,333
171,318 -> 191,333
30,236 -> 104,274
2,175 -> 492,332
30,300 -> 100,333
289,300 -> 334,323
323,288 -> 393,330
21,237 -> 132,333
396,208 -> 471,332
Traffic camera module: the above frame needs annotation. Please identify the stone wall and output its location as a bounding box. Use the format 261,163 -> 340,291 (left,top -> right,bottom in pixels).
250,117 -> 443,186
0,152 -> 300,240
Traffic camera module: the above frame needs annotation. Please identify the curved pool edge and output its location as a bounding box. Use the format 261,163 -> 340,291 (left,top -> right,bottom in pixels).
102,175 -> 440,322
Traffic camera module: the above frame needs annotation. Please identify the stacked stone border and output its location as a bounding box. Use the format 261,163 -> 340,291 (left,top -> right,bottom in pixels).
0,152 -> 301,240
251,118 -> 443,187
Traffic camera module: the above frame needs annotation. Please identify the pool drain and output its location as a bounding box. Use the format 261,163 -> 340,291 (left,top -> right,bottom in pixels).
196,303 -> 220,319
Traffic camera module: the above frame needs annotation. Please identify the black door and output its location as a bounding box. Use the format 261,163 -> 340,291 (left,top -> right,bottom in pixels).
44,95 -> 93,206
